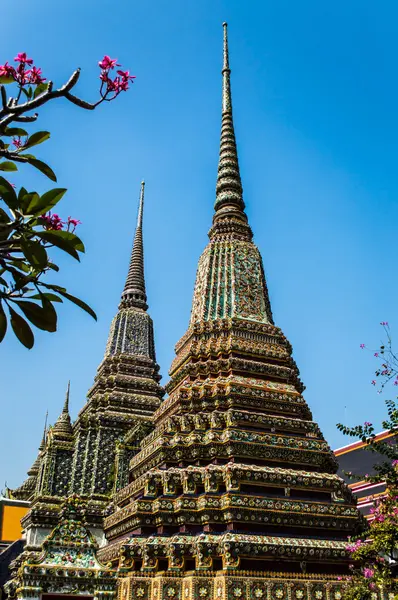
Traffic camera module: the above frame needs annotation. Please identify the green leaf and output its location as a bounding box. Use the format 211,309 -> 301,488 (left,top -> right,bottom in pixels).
33,83 -> 48,98
36,230 -> 84,260
0,76 -> 15,84
24,131 -> 50,150
0,301 -> 7,343
43,284 -> 97,320
47,261 -> 60,272
26,157 -> 56,181
29,292 -> 63,303
0,176 -> 18,208
5,127 -> 28,137
20,239 -> 48,269
59,290 -> 96,320
20,191 -> 39,214
13,299 -> 57,332
18,187 -> 28,202
20,87 -> 33,100
26,187 -> 67,216
0,161 -> 18,172
8,304 -> 34,348
9,260 -> 31,274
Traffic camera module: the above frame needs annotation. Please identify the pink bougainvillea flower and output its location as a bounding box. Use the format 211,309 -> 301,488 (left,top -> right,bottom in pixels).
363,568 -> 374,579
376,514 -> 385,522
98,55 -> 120,70
364,421 -> 372,427
380,321 -> 389,326
374,352 -> 379,357
360,343 -> 365,349
371,380 -> 376,385
14,52 -> 33,65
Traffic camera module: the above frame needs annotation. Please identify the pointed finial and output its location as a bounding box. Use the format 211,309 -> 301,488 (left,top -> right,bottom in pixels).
211,23 -> 252,240
222,22 -> 231,112
53,383 -> 73,436
63,380 -> 70,414
39,410 -> 48,451
137,181 -> 145,228
120,181 -> 148,310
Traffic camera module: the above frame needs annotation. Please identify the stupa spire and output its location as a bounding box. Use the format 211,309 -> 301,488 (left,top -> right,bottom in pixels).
212,22 -> 251,239
53,381 -> 73,436
121,181 -> 147,310
38,410 -> 48,451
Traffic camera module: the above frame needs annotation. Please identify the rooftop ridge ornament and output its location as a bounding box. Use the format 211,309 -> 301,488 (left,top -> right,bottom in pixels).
212,22 -> 252,240
120,181 -> 148,310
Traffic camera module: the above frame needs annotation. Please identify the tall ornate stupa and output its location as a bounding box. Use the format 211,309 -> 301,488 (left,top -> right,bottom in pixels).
99,24 -> 362,600
10,181 -> 164,546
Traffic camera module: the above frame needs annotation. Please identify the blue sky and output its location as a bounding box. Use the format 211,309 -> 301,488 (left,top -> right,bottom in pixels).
1,0 -> 398,488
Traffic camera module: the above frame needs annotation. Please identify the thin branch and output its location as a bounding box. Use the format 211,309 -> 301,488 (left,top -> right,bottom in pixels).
0,148 -> 29,163
13,114 -> 38,123
0,86 -> 6,110
63,91 -> 102,110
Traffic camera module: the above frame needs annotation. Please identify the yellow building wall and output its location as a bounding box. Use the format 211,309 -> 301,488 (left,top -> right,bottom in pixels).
0,504 -> 29,542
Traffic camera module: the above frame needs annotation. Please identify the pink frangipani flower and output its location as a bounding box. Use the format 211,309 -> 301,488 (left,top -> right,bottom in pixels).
98,55 -> 120,70
27,66 -> 46,84
14,52 -> 33,65
0,62 -> 16,78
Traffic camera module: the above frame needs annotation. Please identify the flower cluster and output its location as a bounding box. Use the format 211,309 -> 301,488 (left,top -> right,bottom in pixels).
0,53 -> 46,85
346,539 -> 363,554
342,485 -> 398,597
359,322 -> 398,390
39,213 -> 81,232
98,55 -> 135,97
